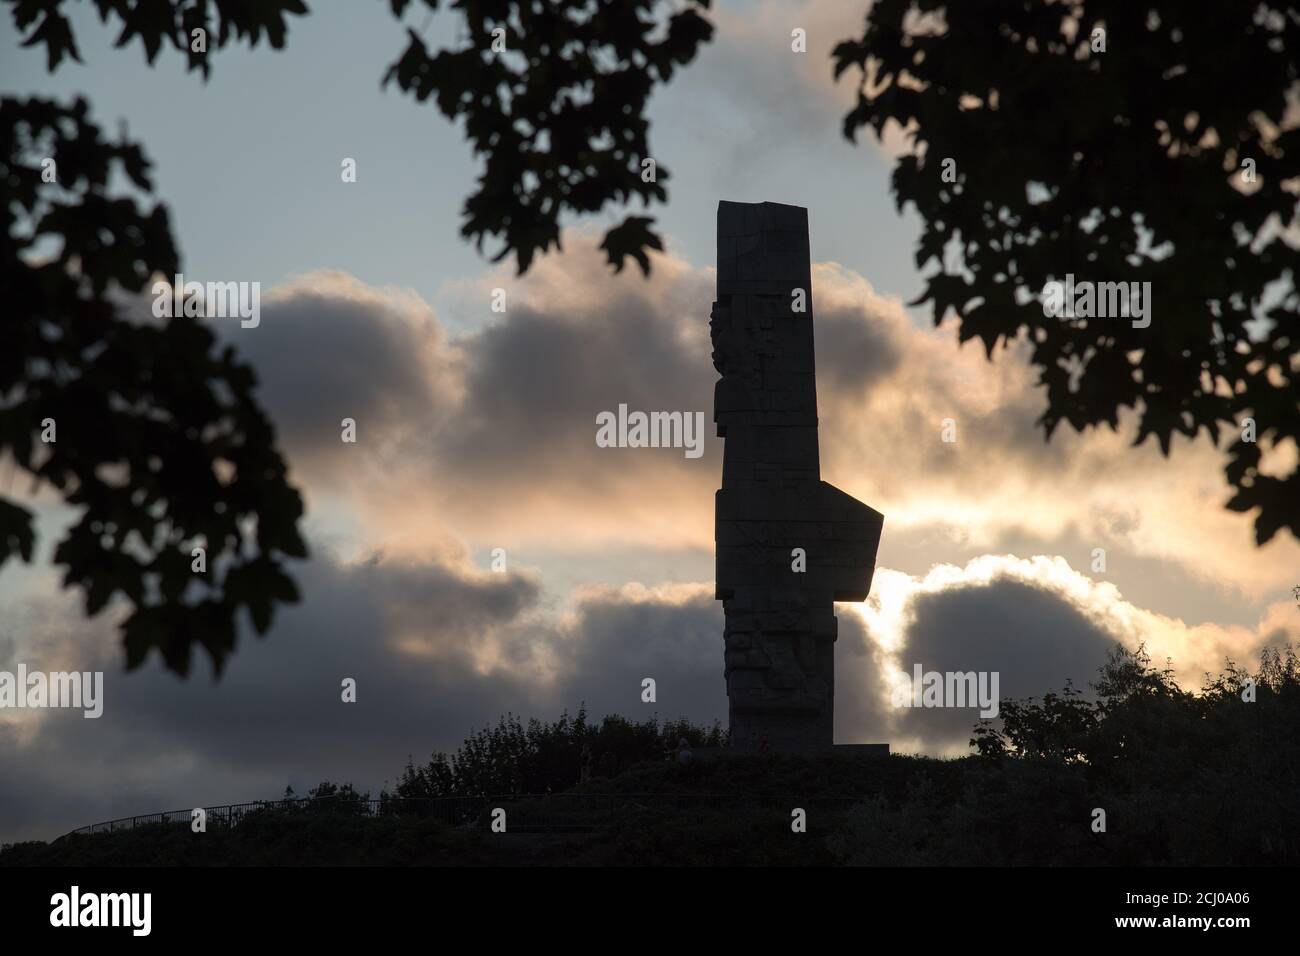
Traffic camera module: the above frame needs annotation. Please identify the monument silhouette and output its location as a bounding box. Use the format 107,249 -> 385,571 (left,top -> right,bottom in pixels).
712,201 -> 884,752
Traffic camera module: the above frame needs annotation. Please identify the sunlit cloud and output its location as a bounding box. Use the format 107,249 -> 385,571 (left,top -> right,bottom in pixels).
846,554 -> 1298,730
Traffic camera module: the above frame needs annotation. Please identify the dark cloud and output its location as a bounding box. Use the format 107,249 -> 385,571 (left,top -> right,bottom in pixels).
441,296 -> 719,487
891,577 -> 1116,751
549,587 -> 726,723
0,555 -> 733,842
0,544 -> 910,841
215,279 -> 454,477
0,549 -> 537,842
208,251 -> 937,530
213,265 -> 724,524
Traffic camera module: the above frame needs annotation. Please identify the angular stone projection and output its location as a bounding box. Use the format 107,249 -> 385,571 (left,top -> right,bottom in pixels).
711,200 -> 884,753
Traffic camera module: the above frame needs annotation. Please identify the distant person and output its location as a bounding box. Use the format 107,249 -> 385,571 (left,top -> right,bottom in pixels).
676,737 -> 693,766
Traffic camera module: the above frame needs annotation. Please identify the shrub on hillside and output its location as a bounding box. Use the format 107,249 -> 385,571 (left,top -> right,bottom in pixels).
388,707 -> 726,800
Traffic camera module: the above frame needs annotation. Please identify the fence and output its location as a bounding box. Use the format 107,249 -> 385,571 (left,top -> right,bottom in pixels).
56,792 -> 867,841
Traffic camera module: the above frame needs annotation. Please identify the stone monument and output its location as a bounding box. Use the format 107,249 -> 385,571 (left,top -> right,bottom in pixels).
711,200 -> 884,753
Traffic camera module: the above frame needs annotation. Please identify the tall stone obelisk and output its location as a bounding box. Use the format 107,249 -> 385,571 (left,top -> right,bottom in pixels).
711,201 -> 883,753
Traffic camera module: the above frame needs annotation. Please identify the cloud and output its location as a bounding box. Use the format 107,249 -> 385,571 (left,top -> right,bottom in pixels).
4,543 -> 1291,840
216,242 -> 720,554
201,236 -> 1300,736
803,263 -> 1300,602
225,238 -> 1300,603
0,547 -> 731,843
850,554 -> 1300,754
229,271 -> 464,480
889,577 -> 1116,753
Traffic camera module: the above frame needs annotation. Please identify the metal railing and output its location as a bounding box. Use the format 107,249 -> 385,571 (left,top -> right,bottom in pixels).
56,792 -> 866,841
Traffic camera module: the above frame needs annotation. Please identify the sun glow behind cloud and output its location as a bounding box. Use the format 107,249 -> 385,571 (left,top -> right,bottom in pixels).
844,554 -> 1296,706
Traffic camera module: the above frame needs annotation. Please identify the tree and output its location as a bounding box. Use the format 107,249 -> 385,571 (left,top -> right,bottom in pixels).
2,0 -> 711,676
1,101 -> 309,678
3,2 -> 310,675
833,0 -> 1300,544
382,0 -> 714,275
6,0 -> 1296,678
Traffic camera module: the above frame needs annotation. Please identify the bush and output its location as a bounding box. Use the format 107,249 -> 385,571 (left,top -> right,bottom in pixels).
388,707 -> 727,800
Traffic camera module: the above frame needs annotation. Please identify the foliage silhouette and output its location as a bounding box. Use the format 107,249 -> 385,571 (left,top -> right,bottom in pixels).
9,0 -> 305,74
834,0 -> 1300,543
1,94 -> 306,675
9,0 -> 713,276
381,0 -> 714,275
857,642 -> 1300,865
389,706 -> 726,799
2,0 -> 709,671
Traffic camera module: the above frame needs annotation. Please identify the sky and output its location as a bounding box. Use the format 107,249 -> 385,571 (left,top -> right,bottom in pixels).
2,0 -> 1298,843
